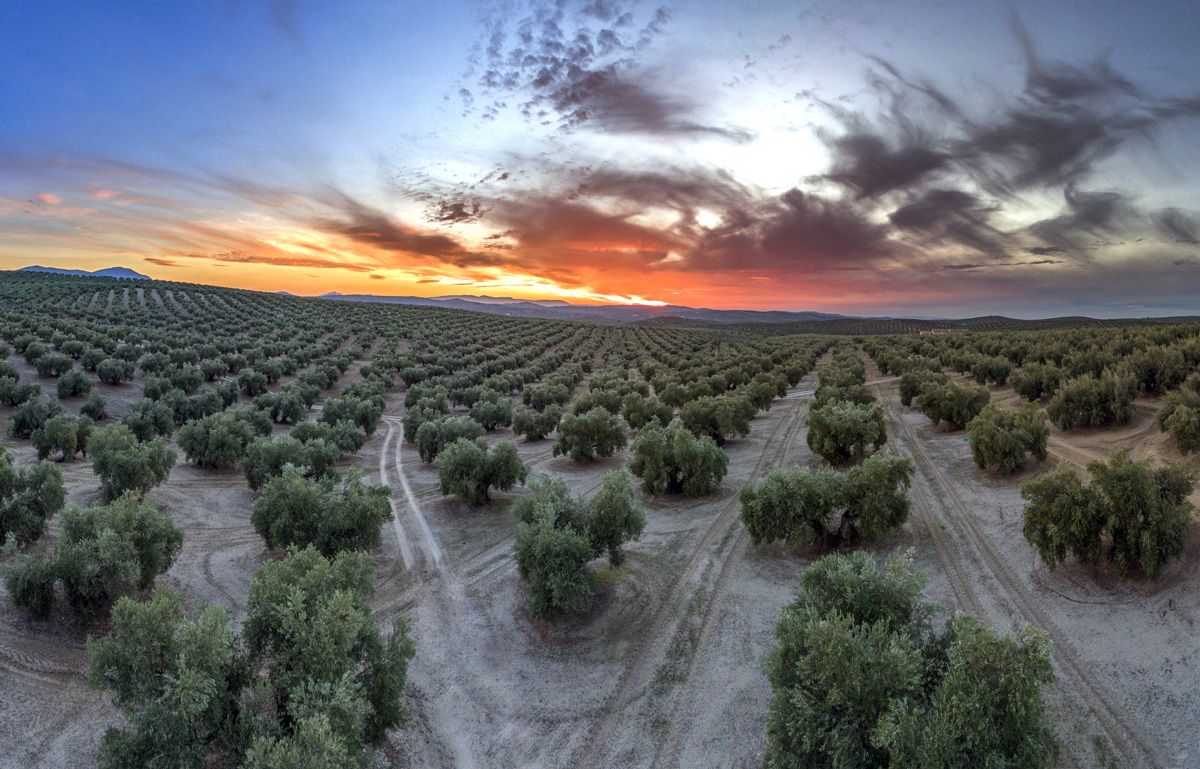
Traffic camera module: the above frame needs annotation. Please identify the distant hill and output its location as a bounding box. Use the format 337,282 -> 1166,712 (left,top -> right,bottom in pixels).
318,292 -> 845,325
19,265 -> 150,280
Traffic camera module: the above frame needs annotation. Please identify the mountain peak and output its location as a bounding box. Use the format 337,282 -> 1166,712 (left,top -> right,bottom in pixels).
18,265 -> 150,280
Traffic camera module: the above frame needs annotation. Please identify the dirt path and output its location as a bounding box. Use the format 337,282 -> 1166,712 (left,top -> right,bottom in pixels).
576,378 -> 819,769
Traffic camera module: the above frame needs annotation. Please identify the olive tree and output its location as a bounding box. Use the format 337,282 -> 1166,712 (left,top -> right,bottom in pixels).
512,404 -> 562,441
1156,377 -> 1200,454
32,412 -> 92,461
966,403 -> 1049,473
1021,454 -> 1195,577
469,391 -> 513,430
178,410 -> 261,469
807,400 -> 887,465
513,471 -> 644,620
1008,363 -> 1066,401
56,368 -> 93,398
1045,371 -> 1136,430
629,418 -> 727,496
741,451 -> 913,548
96,357 -> 135,385
915,381 -> 990,429
436,437 -> 526,505
243,435 -> 339,490
0,447 -> 66,545
679,395 -> 755,444
251,466 -> 390,555
553,407 -> 628,463
415,415 -> 485,463
88,423 -> 176,501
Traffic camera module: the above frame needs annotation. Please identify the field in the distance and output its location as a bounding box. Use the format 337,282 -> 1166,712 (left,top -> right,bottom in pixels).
0,271 -> 1198,769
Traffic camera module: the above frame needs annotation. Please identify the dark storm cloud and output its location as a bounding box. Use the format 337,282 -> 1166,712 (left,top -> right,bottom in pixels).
1028,184 -> 1137,249
888,188 -> 1006,256
317,193 -> 508,269
818,15 -> 1200,202
1155,208 -> 1200,244
823,134 -> 949,200
685,188 -> 893,272
469,0 -> 750,141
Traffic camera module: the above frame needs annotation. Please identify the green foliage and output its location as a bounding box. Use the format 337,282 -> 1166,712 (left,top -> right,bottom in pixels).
89,423 -> 177,501
32,412 -> 92,460
81,392 -> 108,420
416,415 -> 486,463
122,397 -> 176,440
586,469 -> 645,566
87,548 -> 415,768
679,395 -> 756,444
251,466 -> 390,555
1021,453 -> 1195,577
807,399 -> 888,464
741,451 -> 913,547
96,357 -> 135,385
969,355 -> 1012,386
56,367 -> 93,398
511,473 -> 638,621
1126,344 -> 1188,394
469,390 -> 513,430
243,435 -> 340,490
764,552 -> 1057,769
741,466 -> 843,548
1045,371 -> 1136,430
436,437 -> 527,505
877,616 -> 1057,769
966,403 -> 1049,473
515,512 -> 596,621
23,492 -> 184,623
899,369 -> 948,407
553,406 -> 628,462
1007,363 -> 1066,401
0,448 -> 66,545
1156,376 -> 1200,454
88,589 -> 239,767
243,548 -> 414,748
10,394 -> 63,438
915,381 -> 990,429
178,410 -> 261,468
6,549 -> 59,620
621,392 -> 674,430
629,418 -> 727,496
512,404 -> 562,441
842,451 -> 916,540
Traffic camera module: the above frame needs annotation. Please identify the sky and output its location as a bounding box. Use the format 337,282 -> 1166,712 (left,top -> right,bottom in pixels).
2,0 -> 1200,317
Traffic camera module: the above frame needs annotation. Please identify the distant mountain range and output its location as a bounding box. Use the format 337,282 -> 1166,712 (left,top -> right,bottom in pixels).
317,292 -> 845,324
19,265 -> 150,280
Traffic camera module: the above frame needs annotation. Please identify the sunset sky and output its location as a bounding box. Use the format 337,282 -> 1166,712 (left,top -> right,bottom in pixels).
2,1 -> 1199,316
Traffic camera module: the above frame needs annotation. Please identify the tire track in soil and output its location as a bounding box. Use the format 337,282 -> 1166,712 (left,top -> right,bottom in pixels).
649,392 -> 810,769
863,373 -> 986,620
574,382 -> 816,769
377,420 -> 415,570
885,398 -> 1164,769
